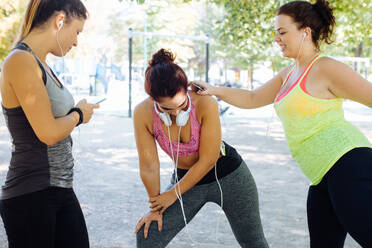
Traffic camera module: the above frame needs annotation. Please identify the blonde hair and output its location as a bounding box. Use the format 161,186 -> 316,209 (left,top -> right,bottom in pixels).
15,0 -> 41,44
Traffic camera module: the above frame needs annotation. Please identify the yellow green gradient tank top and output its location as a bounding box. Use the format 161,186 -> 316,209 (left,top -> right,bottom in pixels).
274,55 -> 372,185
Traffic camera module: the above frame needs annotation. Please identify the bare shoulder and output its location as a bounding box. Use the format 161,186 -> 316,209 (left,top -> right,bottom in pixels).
133,97 -> 154,127
317,56 -> 338,65
2,50 -> 41,81
134,97 -> 154,115
190,91 -> 218,111
315,56 -> 357,81
316,56 -> 349,72
190,91 -> 219,124
3,50 -> 37,71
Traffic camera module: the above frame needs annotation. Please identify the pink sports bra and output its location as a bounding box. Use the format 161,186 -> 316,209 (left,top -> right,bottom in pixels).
153,94 -> 201,157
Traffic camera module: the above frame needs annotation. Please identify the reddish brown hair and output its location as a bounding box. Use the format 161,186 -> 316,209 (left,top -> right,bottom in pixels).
278,0 -> 335,49
145,49 -> 188,102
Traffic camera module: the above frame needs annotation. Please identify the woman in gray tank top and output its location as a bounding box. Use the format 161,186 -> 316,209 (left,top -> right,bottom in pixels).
0,1 -> 99,247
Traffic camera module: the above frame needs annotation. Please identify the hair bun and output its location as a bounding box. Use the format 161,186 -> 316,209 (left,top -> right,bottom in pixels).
149,49 -> 175,67
313,0 -> 334,25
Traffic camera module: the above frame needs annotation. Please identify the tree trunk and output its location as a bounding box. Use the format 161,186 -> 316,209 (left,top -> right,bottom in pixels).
247,66 -> 253,90
353,42 -> 364,70
355,42 -> 364,57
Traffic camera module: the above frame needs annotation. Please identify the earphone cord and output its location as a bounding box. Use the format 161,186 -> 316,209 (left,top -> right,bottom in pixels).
214,147 -> 224,243
166,126 -> 195,245
175,127 -> 182,200
56,30 -> 65,75
295,36 -> 305,69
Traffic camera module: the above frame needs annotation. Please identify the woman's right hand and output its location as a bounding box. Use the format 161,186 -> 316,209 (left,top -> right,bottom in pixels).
190,81 -> 216,96
75,99 -> 99,124
135,211 -> 163,238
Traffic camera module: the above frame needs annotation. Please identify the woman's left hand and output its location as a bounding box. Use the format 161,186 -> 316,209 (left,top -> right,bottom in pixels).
149,190 -> 178,215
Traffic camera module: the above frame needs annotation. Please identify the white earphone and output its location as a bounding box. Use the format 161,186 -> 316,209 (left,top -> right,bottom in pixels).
56,18 -> 65,76
58,20 -> 64,31
154,93 -> 191,127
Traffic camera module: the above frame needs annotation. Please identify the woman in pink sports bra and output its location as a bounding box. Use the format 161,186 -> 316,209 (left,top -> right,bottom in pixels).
133,49 -> 268,248
193,1 -> 372,247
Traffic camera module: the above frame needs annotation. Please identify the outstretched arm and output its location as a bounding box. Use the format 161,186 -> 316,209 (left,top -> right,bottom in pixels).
192,67 -> 288,109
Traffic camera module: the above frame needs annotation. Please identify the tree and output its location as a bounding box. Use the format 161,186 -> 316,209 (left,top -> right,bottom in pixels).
210,0 -> 282,86
0,0 -> 24,62
205,0 -> 371,84
109,0 -> 221,75
327,0 -> 372,58
109,1 -> 171,66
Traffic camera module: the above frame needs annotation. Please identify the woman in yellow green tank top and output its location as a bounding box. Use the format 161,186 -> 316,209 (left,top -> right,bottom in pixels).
193,0 -> 372,247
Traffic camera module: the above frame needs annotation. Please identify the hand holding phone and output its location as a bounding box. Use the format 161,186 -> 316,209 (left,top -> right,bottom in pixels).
190,81 -> 211,95
95,98 -> 107,104
192,83 -> 205,91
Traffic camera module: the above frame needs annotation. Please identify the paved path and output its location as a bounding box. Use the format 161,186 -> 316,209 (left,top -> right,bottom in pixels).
0,102 -> 370,248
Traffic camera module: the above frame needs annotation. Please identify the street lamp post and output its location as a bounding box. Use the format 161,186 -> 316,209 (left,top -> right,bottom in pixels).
128,28 -> 133,117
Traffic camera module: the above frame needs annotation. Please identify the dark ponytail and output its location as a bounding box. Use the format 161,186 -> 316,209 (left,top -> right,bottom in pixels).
313,0 -> 335,46
145,49 -> 188,101
277,0 -> 335,49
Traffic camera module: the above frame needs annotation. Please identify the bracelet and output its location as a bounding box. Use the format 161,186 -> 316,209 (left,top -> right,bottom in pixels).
67,107 -> 83,126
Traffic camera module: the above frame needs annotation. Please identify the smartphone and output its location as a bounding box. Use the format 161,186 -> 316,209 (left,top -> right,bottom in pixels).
192,83 -> 205,91
95,98 -> 107,104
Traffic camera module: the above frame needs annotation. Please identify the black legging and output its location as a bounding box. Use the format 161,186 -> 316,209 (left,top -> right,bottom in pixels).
0,187 -> 89,248
307,147 -> 372,248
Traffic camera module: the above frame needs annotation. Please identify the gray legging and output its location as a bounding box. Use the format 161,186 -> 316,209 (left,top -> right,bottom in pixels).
136,161 -> 268,248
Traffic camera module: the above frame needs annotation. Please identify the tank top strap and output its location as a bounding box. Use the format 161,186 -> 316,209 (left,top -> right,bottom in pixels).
298,54 -> 322,85
188,96 -> 201,136
152,104 -> 163,132
282,65 -> 295,87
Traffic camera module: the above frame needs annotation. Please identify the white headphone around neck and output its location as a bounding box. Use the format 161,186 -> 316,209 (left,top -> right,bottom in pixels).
58,20 -> 64,31
154,93 -> 191,127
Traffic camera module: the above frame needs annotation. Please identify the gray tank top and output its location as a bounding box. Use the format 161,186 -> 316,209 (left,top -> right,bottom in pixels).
1,43 -> 75,200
